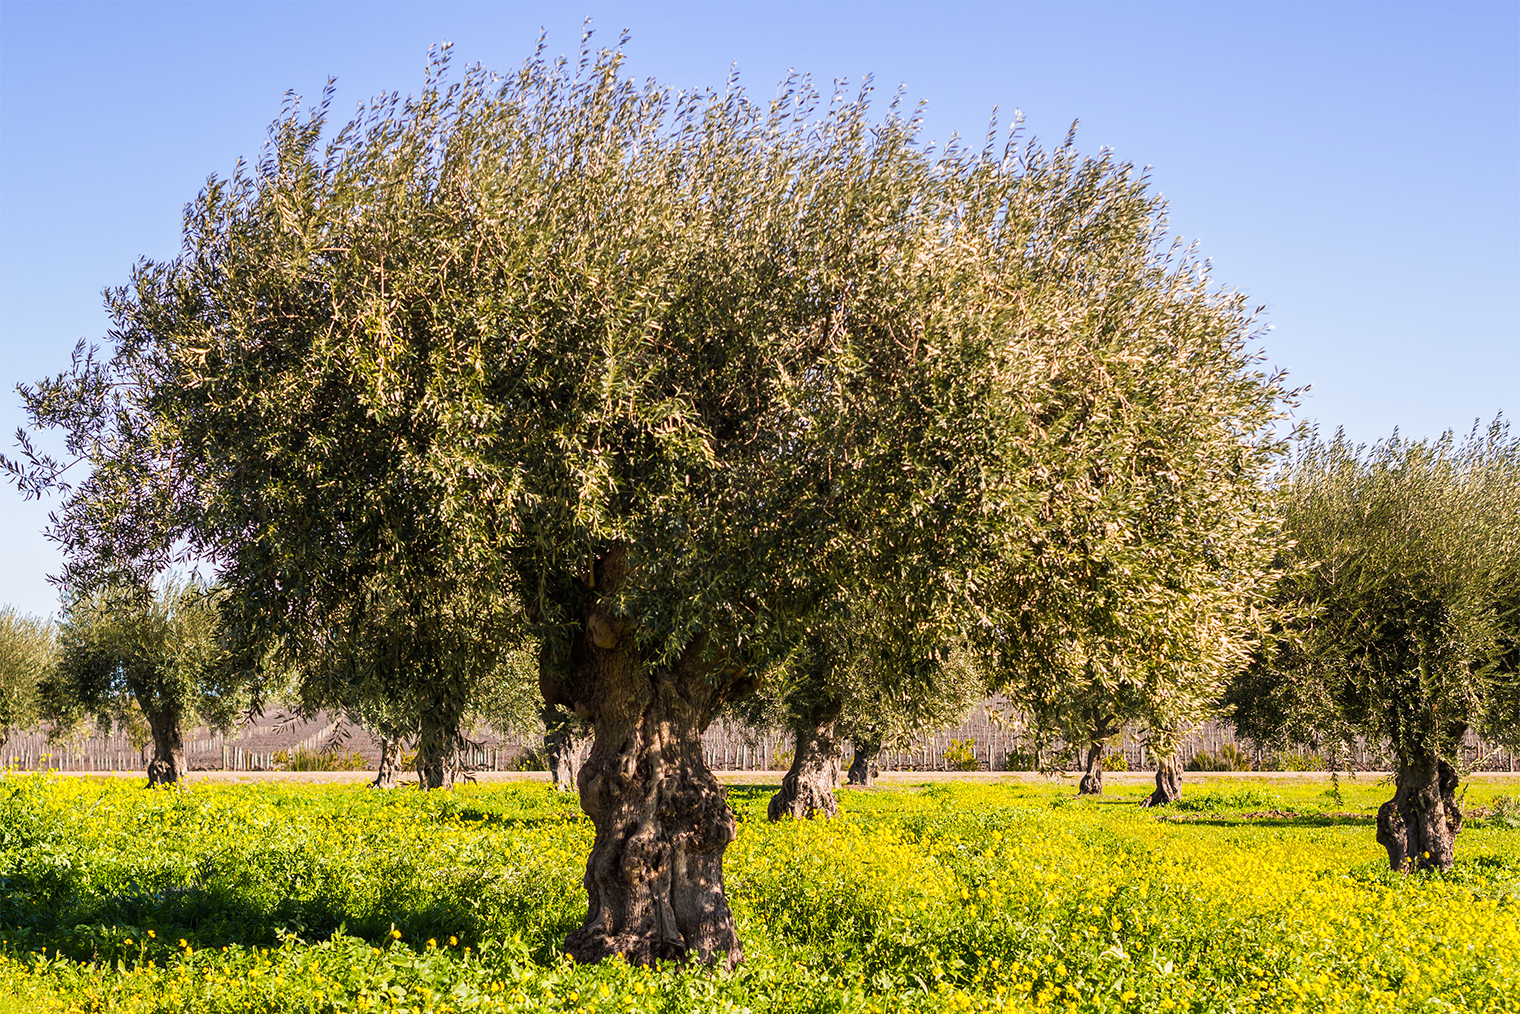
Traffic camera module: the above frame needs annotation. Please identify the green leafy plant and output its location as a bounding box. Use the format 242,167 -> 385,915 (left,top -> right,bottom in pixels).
943,739 -> 981,772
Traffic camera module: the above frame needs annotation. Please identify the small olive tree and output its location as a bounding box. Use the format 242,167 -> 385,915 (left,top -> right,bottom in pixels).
47,580 -> 243,785
1231,421 -> 1520,870
0,607 -> 54,748
732,602 -> 985,819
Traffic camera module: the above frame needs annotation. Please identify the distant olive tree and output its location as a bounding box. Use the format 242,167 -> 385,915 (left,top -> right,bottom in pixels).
0,607 -> 54,748
47,580 -> 246,786
1231,421 -> 1520,871
732,602 -> 984,819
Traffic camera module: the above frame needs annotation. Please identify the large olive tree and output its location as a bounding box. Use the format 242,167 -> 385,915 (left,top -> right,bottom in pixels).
1231,422 -> 1520,871
25,36 -> 1291,965
973,239 -> 1291,805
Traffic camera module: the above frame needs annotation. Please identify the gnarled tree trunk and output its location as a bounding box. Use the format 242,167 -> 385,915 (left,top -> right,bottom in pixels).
144,707 -> 185,787
416,703 -> 466,791
769,704 -> 844,820
1142,754 -> 1181,807
1377,755 -> 1463,871
1078,713 -> 1120,796
541,549 -> 751,968
542,702 -> 591,793
846,735 -> 882,786
370,735 -> 402,789
1079,742 -> 1106,796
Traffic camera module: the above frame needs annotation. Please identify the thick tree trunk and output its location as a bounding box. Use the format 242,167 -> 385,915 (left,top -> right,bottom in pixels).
1377,755 -> 1463,871
846,736 -> 882,787
370,735 -> 402,790
1142,755 -> 1181,806
541,551 -> 751,968
542,702 -> 591,793
1079,742 -> 1105,796
769,709 -> 844,820
1078,713 -> 1120,796
144,708 -> 185,787
416,704 -> 465,791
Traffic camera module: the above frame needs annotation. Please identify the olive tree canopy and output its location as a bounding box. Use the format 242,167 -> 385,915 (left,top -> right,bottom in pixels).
1231,421 -> 1520,870
16,36 -> 1292,965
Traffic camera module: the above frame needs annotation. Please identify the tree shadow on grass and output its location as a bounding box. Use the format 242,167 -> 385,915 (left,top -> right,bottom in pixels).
0,865 -> 583,967
1152,811 -> 1378,828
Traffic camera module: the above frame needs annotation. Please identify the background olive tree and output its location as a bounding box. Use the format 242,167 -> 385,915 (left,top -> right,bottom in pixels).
46,580 -> 244,785
0,607 -> 54,749
1231,421 -> 1520,870
731,603 -> 985,819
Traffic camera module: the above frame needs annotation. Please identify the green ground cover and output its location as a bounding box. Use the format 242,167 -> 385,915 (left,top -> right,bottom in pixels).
0,774 -> 1515,1013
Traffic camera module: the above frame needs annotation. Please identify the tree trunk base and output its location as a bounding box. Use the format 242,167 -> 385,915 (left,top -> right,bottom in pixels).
846,740 -> 881,787
1142,758 -> 1181,807
543,704 -> 591,792
370,736 -> 402,790
770,719 -> 843,820
561,654 -> 741,967
1078,743 -> 1104,796
416,706 -> 466,790
1377,757 -> 1462,871
145,709 -> 185,787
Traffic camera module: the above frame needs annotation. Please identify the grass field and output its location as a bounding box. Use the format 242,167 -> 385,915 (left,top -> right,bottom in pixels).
0,772 -> 1516,1013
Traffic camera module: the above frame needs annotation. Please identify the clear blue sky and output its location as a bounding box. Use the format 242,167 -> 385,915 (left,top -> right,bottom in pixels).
2,1 -> 1516,618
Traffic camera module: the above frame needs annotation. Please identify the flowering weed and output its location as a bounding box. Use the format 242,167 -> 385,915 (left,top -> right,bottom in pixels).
0,774 -> 1515,1012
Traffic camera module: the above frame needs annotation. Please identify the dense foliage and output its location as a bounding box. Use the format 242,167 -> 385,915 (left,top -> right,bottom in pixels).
0,774 -> 1517,1013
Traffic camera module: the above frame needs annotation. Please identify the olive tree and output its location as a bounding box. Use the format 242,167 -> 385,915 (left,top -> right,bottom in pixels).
974,248 -> 1291,805
732,604 -> 985,818
47,580 -> 242,785
0,607 -> 54,747
30,35 -> 1292,965
1231,422 -> 1520,870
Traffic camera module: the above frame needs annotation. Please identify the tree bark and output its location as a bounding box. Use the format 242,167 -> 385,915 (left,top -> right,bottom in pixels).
370,735 -> 402,789
541,550 -> 751,968
1079,742 -> 1105,796
144,707 -> 185,787
1377,755 -> 1463,871
846,735 -> 882,787
542,702 -> 591,793
416,703 -> 465,791
769,707 -> 844,820
1078,713 -> 1120,796
1142,754 -> 1181,806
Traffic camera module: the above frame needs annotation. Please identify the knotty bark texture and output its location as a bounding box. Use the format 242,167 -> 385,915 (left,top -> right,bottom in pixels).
846,735 -> 882,787
1143,755 -> 1182,806
769,703 -> 844,820
1377,755 -> 1463,871
145,708 -> 185,787
541,549 -> 751,967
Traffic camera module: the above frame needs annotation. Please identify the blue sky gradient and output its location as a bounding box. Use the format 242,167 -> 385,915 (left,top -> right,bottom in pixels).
2,1 -> 1516,617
